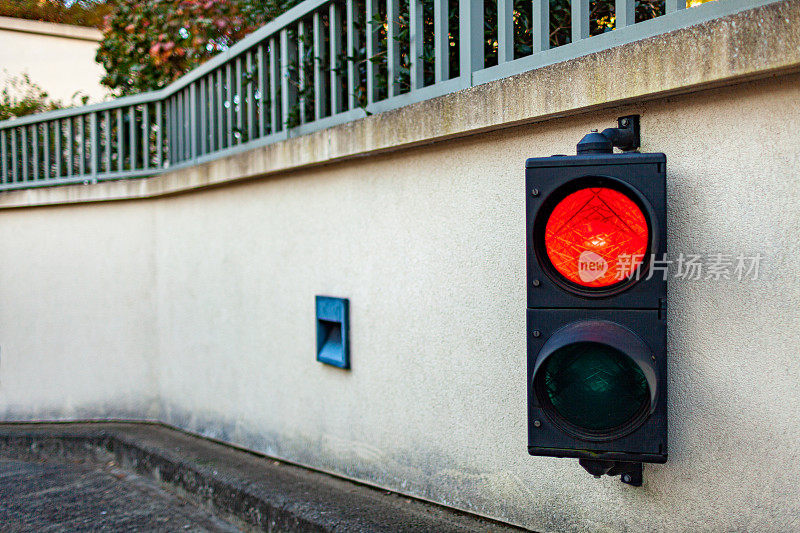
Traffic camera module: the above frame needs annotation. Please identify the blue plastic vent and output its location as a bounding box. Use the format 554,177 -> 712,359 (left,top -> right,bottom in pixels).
316,296 -> 350,369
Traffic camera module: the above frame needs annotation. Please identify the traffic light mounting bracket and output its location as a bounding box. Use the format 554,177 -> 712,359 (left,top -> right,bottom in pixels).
576,115 -> 640,155
579,459 -> 643,486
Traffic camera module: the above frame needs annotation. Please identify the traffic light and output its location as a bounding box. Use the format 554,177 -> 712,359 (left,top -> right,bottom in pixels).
526,116 -> 667,486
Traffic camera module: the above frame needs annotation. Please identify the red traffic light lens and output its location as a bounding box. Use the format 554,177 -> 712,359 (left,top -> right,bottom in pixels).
544,187 -> 648,288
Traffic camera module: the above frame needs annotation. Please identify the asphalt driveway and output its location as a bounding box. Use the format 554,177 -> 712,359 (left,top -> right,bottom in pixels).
0,457 -> 240,532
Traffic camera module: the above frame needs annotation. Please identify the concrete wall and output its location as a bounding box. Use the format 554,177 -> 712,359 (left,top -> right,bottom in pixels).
0,16 -> 107,103
155,76 -> 800,532
0,4 -> 799,531
0,201 -> 159,420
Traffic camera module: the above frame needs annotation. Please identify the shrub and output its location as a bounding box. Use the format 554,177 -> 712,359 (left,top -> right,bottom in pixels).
0,73 -> 74,120
96,0 -> 297,95
0,0 -> 110,28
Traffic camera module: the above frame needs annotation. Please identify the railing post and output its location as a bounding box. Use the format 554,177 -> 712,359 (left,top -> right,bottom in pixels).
197,78 -> 203,155
616,0 -> 634,28
176,94 -> 182,161
142,104 -> 151,169
103,111 -> 111,174
67,118 -> 74,177
176,93 -> 182,162
280,28 -> 297,131
184,91 -> 190,159
226,64 -> 234,147
21,127 -> 28,181
346,0 -> 358,108
571,0 -> 589,43
409,0 -> 424,90
235,56 -> 243,144
43,122 -> 50,180
103,110 -> 111,172
313,11 -> 325,119
180,95 -> 186,161
32,125 -> 39,180
190,83 -> 198,157
175,93 -> 182,161
216,69 -> 225,145
269,38 -> 280,133
267,38 -> 281,135
11,128 -> 17,182
116,108 -> 124,171
0,130 -> 6,183
247,52 -> 256,141
366,0 -> 379,104
207,76 -> 216,152
155,101 -> 163,168
387,0 -> 400,97
666,0 -> 686,13
91,112 -> 99,177
129,106 -> 137,170
459,0 -> 484,85
54,120 -> 62,178
258,45 -> 267,137
298,20 -> 308,124
172,91 -> 186,164
330,2 -> 343,112
533,0 -> 550,53
166,97 -> 174,165
185,89 -> 192,159
498,0 -> 514,63
78,118 -> 85,177
10,128 -> 19,181
433,0 -> 449,83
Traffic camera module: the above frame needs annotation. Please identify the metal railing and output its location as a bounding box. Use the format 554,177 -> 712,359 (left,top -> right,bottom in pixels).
0,0 -> 774,190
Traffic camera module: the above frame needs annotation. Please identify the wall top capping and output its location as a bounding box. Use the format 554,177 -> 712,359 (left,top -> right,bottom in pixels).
0,15 -> 101,42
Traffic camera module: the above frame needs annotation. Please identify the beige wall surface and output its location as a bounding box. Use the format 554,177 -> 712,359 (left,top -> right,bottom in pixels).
0,72 -> 798,531
0,201 -> 159,420
0,17 -> 107,103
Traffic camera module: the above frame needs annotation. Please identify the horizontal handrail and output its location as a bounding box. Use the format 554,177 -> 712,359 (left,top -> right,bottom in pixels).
0,90 -> 166,129
0,0 -> 779,189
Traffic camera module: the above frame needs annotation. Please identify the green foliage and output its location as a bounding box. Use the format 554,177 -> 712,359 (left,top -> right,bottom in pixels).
96,0 -> 299,96
0,74 -> 64,121
0,0 -> 111,28
0,73 -> 91,120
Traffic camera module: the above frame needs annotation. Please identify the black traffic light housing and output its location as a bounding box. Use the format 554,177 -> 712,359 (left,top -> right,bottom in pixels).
526,116 -> 667,486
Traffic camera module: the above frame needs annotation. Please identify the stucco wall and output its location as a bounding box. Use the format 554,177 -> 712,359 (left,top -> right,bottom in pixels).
0,16 -> 107,103
0,72 -> 797,532
0,200 -> 159,419
156,75 -> 800,532
2,1 -> 800,525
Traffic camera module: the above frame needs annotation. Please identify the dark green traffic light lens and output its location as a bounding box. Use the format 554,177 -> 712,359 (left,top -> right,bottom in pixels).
540,342 -> 649,433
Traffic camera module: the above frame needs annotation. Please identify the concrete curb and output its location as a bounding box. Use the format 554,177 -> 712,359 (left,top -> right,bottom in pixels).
0,422 -> 530,533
